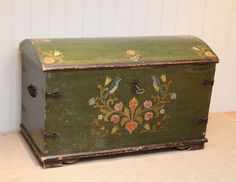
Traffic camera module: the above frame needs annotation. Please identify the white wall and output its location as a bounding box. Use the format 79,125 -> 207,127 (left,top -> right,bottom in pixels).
0,0 -> 236,133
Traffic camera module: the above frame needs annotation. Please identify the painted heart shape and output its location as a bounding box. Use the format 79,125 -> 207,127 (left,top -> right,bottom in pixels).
125,121 -> 138,134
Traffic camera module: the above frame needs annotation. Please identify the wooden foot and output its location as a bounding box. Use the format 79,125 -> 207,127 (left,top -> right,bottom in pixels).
176,145 -> 189,150
42,161 -> 63,168
188,143 -> 205,150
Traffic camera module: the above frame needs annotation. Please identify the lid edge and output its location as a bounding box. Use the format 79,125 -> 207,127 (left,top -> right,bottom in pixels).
42,59 -> 219,72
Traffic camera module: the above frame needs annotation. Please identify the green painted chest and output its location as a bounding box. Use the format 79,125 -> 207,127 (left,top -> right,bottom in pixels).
20,36 -> 218,168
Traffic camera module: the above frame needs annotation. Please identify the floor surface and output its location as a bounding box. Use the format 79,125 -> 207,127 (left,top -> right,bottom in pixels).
1,113 -> 236,182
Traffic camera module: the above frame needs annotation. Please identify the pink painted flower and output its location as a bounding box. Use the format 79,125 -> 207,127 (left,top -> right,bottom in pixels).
114,102 -> 123,111
111,115 -> 120,124
143,100 -> 152,108
144,112 -> 153,121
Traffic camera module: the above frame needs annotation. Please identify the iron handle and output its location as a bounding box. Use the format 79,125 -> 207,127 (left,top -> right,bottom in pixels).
28,85 -> 37,98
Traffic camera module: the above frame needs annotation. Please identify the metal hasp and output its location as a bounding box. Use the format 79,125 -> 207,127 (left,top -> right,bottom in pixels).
131,79 -> 145,95
46,89 -> 62,99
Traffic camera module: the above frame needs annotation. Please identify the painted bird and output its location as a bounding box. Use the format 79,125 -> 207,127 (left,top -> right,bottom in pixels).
152,76 -> 164,96
102,77 -> 122,99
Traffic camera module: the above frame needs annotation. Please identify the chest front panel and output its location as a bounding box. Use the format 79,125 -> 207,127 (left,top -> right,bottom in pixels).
44,64 -> 215,155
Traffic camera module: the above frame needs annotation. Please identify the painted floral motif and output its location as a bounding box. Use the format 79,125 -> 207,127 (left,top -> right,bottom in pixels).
33,40 -> 64,64
111,115 -> 120,124
114,102 -> 123,111
143,100 -> 152,108
144,112 -> 153,121
192,45 -> 216,58
43,50 -> 64,64
89,74 -> 176,136
126,49 -> 141,62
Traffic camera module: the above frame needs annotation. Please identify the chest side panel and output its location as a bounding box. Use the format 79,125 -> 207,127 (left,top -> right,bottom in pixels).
44,64 -> 215,155
21,54 -> 46,152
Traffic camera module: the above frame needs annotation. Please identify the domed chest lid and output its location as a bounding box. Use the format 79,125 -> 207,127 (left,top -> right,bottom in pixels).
20,36 -> 219,71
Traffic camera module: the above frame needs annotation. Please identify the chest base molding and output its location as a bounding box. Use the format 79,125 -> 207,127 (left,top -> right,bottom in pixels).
21,124 -> 207,168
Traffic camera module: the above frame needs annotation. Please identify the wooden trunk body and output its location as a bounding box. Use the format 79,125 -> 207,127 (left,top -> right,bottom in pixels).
20,36 -> 218,168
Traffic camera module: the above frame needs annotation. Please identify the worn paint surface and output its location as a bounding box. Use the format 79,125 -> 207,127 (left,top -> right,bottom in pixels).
44,64 -> 215,155
29,36 -> 218,68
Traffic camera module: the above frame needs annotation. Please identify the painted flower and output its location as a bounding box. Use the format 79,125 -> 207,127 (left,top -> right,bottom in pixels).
160,74 -> 166,82
111,115 -> 120,124
129,97 -> 139,114
125,120 -> 138,134
144,112 -> 153,121
53,50 -> 63,56
143,100 -> 152,108
98,114 -> 103,120
170,93 -> 177,100
44,57 -> 55,64
88,97 -> 96,106
126,50 -> 136,56
160,109 -> 165,114
204,51 -> 216,58
104,76 -> 112,86
114,102 -> 123,111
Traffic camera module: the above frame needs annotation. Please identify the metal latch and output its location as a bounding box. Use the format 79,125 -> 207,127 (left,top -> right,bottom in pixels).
46,89 -> 62,99
42,131 -> 60,139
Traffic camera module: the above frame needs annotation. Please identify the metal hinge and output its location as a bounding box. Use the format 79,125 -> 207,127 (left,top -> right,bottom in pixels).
196,117 -> 208,125
46,89 -> 62,99
42,131 -> 60,139
202,79 -> 214,86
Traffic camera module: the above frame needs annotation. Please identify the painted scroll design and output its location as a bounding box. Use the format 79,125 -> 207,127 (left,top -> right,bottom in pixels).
88,74 -> 177,136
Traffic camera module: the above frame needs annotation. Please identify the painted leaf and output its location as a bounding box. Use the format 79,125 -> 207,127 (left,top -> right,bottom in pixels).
103,113 -> 111,122
111,126 -> 119,134
97,84 -> 102,92
134,106 -> 142,119
124,107 -> 131,120
120,117 -> 128,126
144,124 -> 151,130
135,116 -> 143,125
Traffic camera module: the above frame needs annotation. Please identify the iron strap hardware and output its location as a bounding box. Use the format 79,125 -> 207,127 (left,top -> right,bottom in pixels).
202,79 -> 214,86
196,117 -> 208,125
46,89 -> 62,99
42,131 -> 60,139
